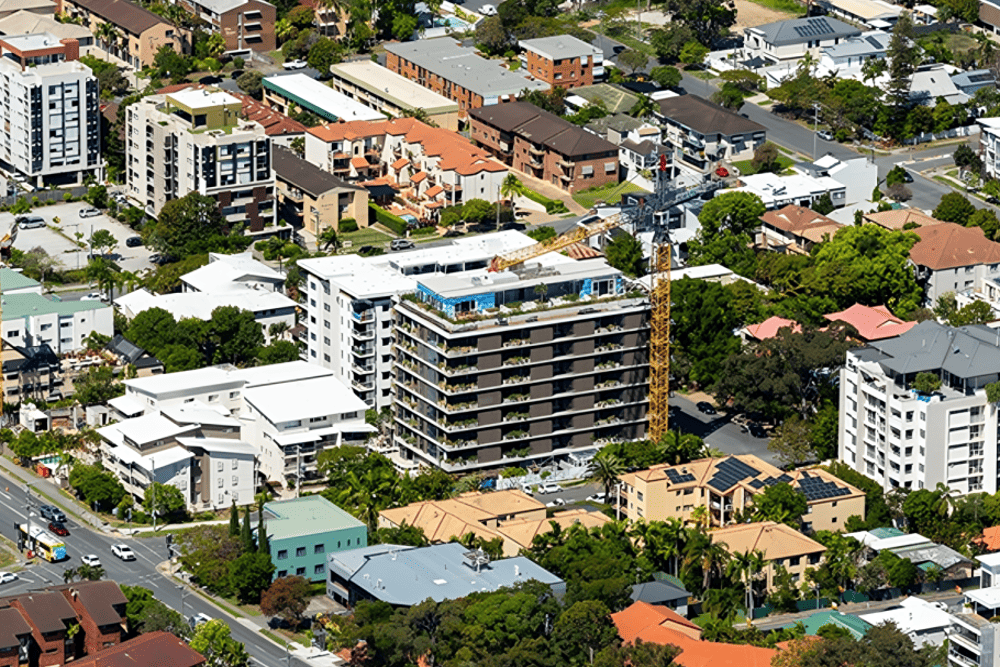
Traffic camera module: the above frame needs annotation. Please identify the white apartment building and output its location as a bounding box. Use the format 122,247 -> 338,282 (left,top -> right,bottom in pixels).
125,88 -> 275,232
111,360 -> 371,487
0,33 -> 101,187
297,231 -> 537,410
1,292 -> 113,354
947,554 -> 1000,667
980,118 -> 1000,180
839,320 -> 1000,495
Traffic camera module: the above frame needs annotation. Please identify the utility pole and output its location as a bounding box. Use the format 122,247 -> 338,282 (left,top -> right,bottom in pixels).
151,457 -> 156,532
495,184 -> 500,228
812,103 -> 821,161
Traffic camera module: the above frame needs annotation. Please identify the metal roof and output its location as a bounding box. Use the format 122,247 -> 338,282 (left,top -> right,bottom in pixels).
263,496 -> 365,541
866,320 -> 1000,381
748,16 -> 860,46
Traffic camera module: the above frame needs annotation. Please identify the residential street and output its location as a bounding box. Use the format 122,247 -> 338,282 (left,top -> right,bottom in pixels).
0,459 -> 311,667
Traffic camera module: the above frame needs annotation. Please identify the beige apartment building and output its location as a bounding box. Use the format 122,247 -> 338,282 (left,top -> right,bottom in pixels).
711,521 -> 826,591
620,455 -> 865,533
59,0 -> 186,68
125,88 -> 276,232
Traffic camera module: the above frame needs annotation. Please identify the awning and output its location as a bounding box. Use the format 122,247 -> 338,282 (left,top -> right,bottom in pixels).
275,424 -> 376,446
109,395 -> 145,417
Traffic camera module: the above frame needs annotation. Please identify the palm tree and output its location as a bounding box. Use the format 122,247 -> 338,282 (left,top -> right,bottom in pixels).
629,94 -> 657,119
268,321 -> 291,339
726,549 -> 765,613
588,450 -> 624,500
500,173 -> 522,203
319,226 -> 340,252
635,518 -> 688,577
683,529 -> 730,593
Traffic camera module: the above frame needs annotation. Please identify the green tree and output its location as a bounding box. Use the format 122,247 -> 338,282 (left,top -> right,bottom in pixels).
229,551 -> 277,604
604,233 -> 644,278
90,229 -> 117,257
679,40 -> 709,66
69,463 -> 126,511
260,576 -> 312,628
812,193 -> 834,215
307,37 -> 341,72
753,482 -> 807,526
751,142 -> 781,173
593,640 -> 681,667
650,65 -> 682,89
711,82 -> 745,110
143,192 -> 225,257
143,482 -> 187,519
672,277 -> 741,389
912,372 -> 941,394
617,49 -> 648,74
949,300 -> 993,326
967,208 -> 1000,240
74,366 -> 124,406
240,505 -> 255,552
552,600 -> 619,665
526,226 -> 557,243
257,340 -> 300,365
588,451 -> 624,500
391,13 -> 417,40
886,165 -> 909,188
319,226 -> 339,251
462,198 -> 494,224
650,24 -> 696,61
767,415 -> 815,469
177,525 -> 243,596
190,620 -> 250,667
475,15 -> 510,55
229,500 -> 239,537
687,192 -> 765,277
954,143 -> 981,172
85,185 -> 109,208
883,14 -> 919,138
236,71 -> 264,99
209,306 -> 264,365
371,522 -> 429,546
933,192 -> 976,223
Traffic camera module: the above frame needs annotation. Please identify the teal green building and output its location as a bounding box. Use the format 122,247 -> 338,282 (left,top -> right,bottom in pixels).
262,496 -> 368,582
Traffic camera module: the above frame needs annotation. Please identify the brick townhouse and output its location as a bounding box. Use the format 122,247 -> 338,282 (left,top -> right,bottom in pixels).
0,581 -> 127,667
71,632 -> 206,667
468,102 -> 619,193
518,35 -> 599,89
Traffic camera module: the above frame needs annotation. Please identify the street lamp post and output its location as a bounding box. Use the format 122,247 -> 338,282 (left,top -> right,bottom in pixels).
812,103 -> 821,160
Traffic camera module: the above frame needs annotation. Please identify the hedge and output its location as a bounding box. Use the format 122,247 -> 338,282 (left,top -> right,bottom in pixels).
369,203 -> 407,236
339,217 -> 358,233
520,188 -> 569,215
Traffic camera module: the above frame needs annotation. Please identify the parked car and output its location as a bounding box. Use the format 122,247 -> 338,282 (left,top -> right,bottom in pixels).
538,481 -> 561,494
80,292 -> 103,301
817,130 -> 835,142
696,401 -> 717,415
715,166 -> 729,177
189,613 -> 212,628
748,423 -> 767,438
546,498 -> 566,508
442,229 -> 463,238
586,492 -> 608,503
17,216 -> 44,229
390,239 -> 415,251
48,522 -> 68,536
111,544 -> 136,561
39,505 -> 66,523
283,59 -> 307,70
80,555 -> 101,568
79,207 -> 101,218
125,236 -> 143,248
0,572 -> 17,585
520,483 -> 533,496
480,3 -> 497,14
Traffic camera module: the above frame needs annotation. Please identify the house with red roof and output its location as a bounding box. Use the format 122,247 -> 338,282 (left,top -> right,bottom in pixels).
740,315 -> 801,342
909,223 -> 1000,307
758,205 -> 842,254
823,304 -> 916,342
611,602 -> 777,667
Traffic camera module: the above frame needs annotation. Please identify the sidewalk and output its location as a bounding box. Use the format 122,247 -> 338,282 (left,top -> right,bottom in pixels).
0,455 -> 108,532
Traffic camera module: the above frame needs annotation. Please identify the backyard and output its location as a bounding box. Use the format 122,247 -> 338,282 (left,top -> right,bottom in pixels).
573,181 -> 648,208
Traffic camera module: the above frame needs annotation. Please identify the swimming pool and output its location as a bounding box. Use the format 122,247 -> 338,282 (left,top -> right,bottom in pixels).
434,15 -> 471,29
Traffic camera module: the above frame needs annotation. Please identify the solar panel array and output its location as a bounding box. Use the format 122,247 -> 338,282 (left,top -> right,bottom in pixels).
666,469 -> 696,484
797,473 -> 852,501
706,458 -> 761,492
791,18 -> 838,39
760,474 -> 793,487
968,73 -> 994,84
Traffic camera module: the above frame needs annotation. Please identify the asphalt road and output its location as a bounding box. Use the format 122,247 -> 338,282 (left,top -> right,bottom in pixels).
0,470 -> 309,667
669,394 -> 779,467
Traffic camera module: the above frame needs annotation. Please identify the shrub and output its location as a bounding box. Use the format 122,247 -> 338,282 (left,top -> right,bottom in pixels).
339,218 -> 358,233
369,203 -> 407,236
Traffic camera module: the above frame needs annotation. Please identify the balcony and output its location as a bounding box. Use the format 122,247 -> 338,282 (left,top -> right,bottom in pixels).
557,158 -> 574,168
949,649 -> 979,667
351,379 -> 374,391
528,144 -> 544,155
351,326 -> 375,340
352,345 -> 375,357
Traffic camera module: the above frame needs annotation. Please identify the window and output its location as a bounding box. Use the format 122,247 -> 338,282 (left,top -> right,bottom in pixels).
296,567 -> 306,576
232,459 -> 238,469
232,475 -> 238,486
296,547 -> 306,557
315,564 -> 325,575
217,461 -> 224,472
277,550 -> 288,560
789,556 -> 801,566
277,570 -> 287,578
217,478 -> 223,488
230,391 -> 239,399
314,543 -> 325,554
208,394 -> 219,402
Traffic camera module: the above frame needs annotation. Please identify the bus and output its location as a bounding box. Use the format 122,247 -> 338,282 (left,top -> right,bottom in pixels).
16,523 -> 66,562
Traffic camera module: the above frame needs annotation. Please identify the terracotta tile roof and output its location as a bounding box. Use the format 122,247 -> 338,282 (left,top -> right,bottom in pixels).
496,509 -> 610,551
351,157 -> 371,169
823,303 -> 916,341
307,119 -> 396,142
379,490 -> 545,544
411,171 -> 428,184
612,602 -> 777,667
71,632 -> 205,667
424,185 -> 444,198
710,521 -> 825,561
978,526 -> 1000,552
910,223 -> 1000,270
864,208 -> 945,230
564,242 -> 603,260
760,205 -> 842,243
744,316 -> 801,341
392,158 -> 410,169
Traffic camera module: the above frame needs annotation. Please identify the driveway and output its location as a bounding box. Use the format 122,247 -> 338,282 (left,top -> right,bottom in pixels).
669,394 -> 778,466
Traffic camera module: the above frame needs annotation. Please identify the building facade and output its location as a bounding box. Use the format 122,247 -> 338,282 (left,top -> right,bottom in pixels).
0,33 -> 100,187
469,102 -> 619,194
655,95 -> 766,174
173,0 -> 274,53
393,257 -> 650,470
262,496 -> 367,582
518,35 -> 599,89
328,61 -> 459,131
59,0 -> 186,69
125,88 -> 275,232
743,16 -> 860,65
839,320 -> 1000,495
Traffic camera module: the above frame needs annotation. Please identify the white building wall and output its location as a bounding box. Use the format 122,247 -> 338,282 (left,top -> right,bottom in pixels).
205,452 -> 255,508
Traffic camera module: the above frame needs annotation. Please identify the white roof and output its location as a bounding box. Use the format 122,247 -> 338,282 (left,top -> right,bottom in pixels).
263,74 -> 384,122
108,395 -> 146,417
328,61 -> 458,113
844,530 -> 932,551
733,172 -> 845,200
297,254 -> 417,300
106,442 -> 194,469
160,402 -> 238,427
167,88 -> 240,109
274,423 -> 376,445
978,553 -> 1000,567
112,413 -> 198,445
231,360 -> 331,388
116,287 -> 295,321
967,587 -> 1000,607
181,252 -> 283,293
243,375 -> 365,424
124,361 -> 334,399
858,596 -> 954,633
175,437 -> 256,456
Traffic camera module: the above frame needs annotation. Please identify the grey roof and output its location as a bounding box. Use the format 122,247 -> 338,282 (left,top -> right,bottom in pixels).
822,32 -> 890,58
749,16 -> 860,46
656,95 -> 766,136
331,542 -> 563,606
893,543 -> 972,571
272,146 -> 362,198
866,320 -> 1000,380
519,35 -> 594,60
630,580 -> 690,604
585,113 -> 645,137
621,138 -> 656,154
952,69 -> 997,91
385,39 -> 548,99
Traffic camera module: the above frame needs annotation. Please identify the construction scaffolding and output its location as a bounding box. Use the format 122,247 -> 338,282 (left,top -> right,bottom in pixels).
647,243 -> 671,442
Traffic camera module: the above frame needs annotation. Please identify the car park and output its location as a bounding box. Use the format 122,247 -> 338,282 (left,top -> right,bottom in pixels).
538,482 -> 561,494
39,505 -> 66,523
696,401 -> 717,415
390,239 -> 415,251
111,544 -> 136,561
80,555 -> 100,567
79,207 -> 101,218
0,572 -> 17,585
48,522 -> 68,536
17,216 -> 44,229
126,236 -> 143,248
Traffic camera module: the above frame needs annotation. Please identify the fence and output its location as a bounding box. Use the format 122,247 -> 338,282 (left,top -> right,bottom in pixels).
495,463 -> 592,490
906,124 -> 979,146
0,186 -> 87,208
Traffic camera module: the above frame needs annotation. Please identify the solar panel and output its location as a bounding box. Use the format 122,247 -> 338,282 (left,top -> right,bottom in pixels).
706,457 -> 761,491
968,73 -> 994,84
794,477 -> 850,500
666,469 -> 696,484
749,479 -> 764,489
791,18 -> 835,39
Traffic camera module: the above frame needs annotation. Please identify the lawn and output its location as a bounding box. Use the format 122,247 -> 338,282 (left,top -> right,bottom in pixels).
573,181 -> 648,208
744,0 -> 806,15
918,32 -> 978,56
339,227 -> 393,250
732,155 -> 796,176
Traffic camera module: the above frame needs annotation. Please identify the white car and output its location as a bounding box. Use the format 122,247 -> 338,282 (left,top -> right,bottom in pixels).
111,544 -> 136,561
545,498 -> 566,508
538,482 -> 561,494
0,572 -> 17,585
80,555 -> 101,567
480,3 -> 496,13
189,613 -> 212,628
586,492 -> 608,503
520,484 -> 533,496
283,59 -> 307,70
80,292 -> 103,302
79,207 -> 101,218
